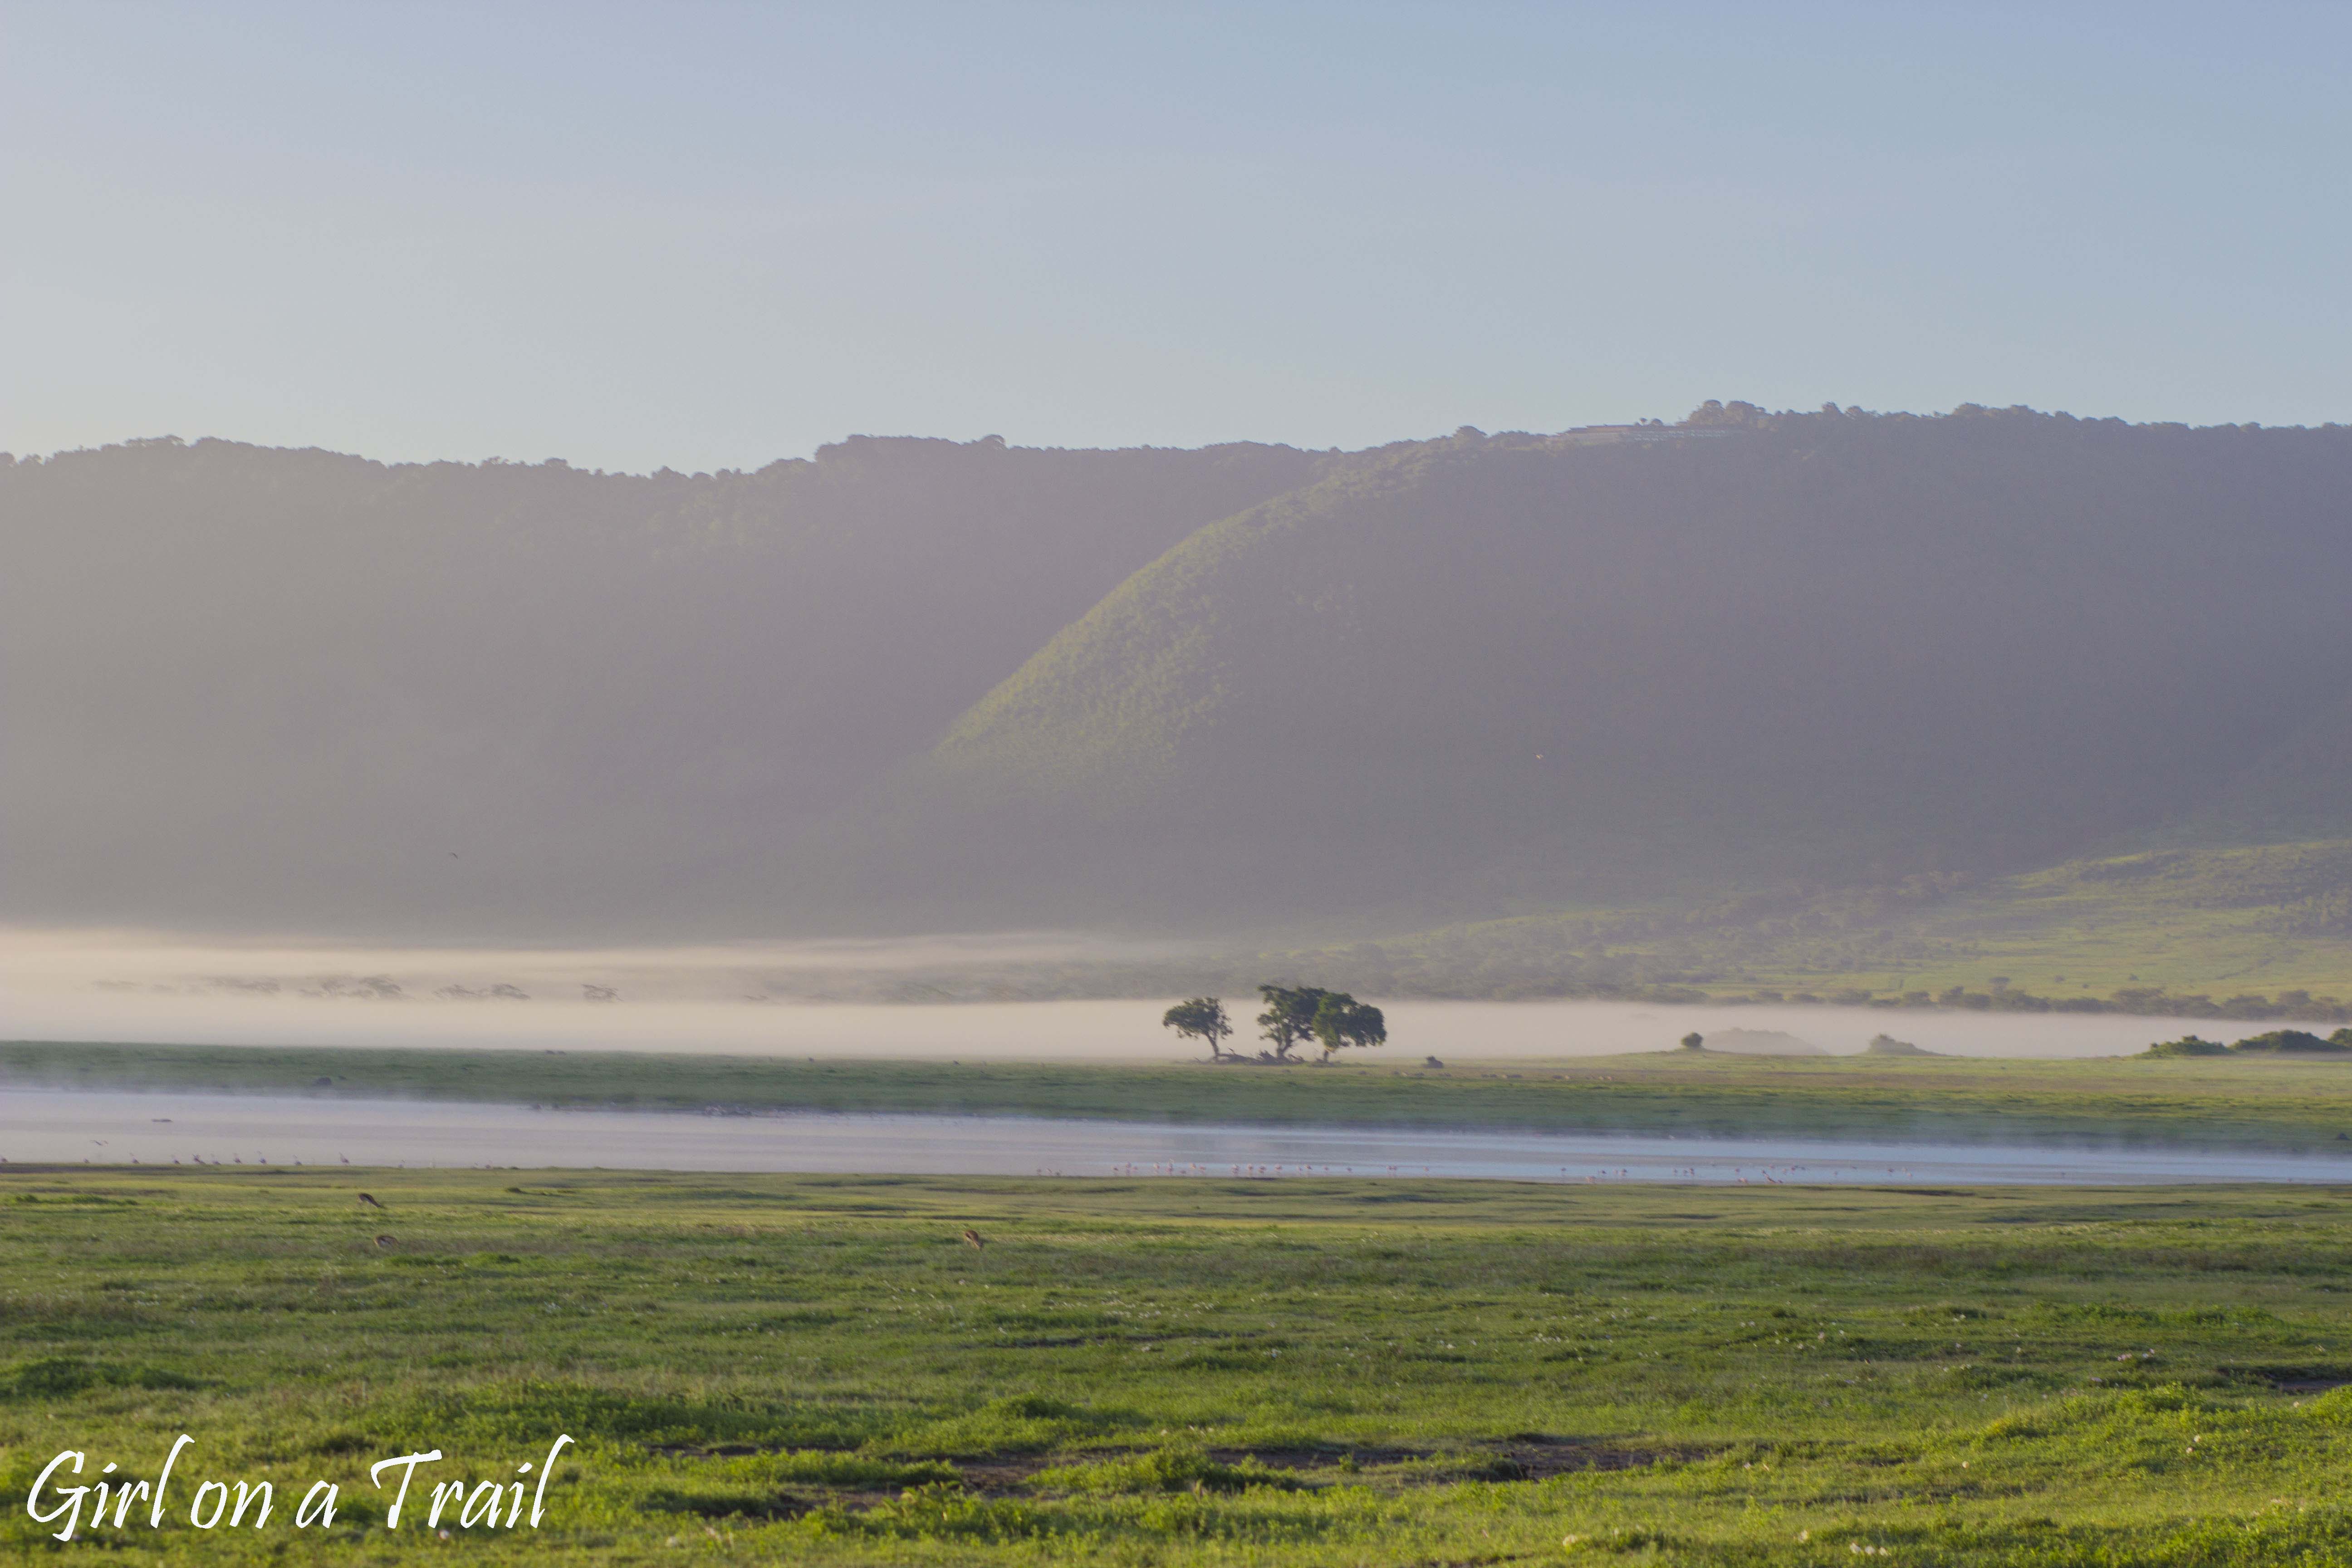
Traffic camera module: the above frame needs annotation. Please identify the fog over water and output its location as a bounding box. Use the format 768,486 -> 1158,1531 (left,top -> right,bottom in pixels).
0,928 -> 2255,1062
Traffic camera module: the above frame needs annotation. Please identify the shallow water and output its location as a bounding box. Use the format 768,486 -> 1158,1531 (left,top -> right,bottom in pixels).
10,1089 -> 2352,1185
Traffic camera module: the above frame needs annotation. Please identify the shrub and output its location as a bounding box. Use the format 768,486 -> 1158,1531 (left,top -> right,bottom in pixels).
2142,1036 -> 2228,1057
2229,1030 -> 2347,1054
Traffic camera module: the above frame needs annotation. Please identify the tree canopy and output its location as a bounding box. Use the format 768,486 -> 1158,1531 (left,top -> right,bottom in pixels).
1311,993 -> 1387,1060
1246,984 -> 1387,1062
1255,985 -> 1331,1060
1161,996 -> 1234,1058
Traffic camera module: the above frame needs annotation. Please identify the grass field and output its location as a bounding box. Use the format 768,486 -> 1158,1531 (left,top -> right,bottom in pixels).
8,1169 -> 2352,1563
1258,840 -> 2352,1010
14,1040 -> 2352,1154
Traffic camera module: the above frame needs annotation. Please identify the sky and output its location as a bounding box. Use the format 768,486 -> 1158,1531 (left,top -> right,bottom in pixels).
3,1 -> 2348,473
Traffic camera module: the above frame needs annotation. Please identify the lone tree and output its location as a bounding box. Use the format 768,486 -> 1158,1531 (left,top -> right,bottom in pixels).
1161,997 -> 1234,1059
1681,1032 -> 1705,1051
1311,993 -> 1388,1061
1256,984 -> 1333,1060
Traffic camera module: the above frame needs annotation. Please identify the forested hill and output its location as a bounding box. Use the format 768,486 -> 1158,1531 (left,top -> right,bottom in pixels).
885,407 -> 2352,926
0,434 -> 1338,934
6,407 -> 2350,940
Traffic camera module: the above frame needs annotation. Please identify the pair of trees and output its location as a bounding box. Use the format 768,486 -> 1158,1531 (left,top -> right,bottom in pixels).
1260,984 -> 1387,1062
1161,986 -> 1388,1062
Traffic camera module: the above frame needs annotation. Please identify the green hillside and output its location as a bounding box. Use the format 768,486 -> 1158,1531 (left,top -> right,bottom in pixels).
890,407 -> 2352,929
1247,840 -> 2352,1012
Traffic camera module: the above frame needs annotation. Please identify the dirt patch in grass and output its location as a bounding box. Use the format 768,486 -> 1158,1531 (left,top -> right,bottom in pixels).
638,1487 -> 818,1521
1460,1436 -> 1716,1481
2215,1362 -> 2352,1392
792,1437 -> 1699,1498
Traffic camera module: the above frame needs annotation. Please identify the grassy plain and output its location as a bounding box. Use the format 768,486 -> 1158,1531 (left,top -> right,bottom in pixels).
1264,840 -> 2352,1007
8,1171 -> 2352,1563
14,1040 -> 2352,1153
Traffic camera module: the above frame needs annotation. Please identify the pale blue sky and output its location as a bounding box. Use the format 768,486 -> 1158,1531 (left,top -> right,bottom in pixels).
4,2 -> 2347,471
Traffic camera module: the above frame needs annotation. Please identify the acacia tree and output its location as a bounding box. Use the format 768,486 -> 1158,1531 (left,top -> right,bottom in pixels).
1161,996 -> 1234,1059
1256,984 -> 1332,1060
1312,993 -> 1387,1061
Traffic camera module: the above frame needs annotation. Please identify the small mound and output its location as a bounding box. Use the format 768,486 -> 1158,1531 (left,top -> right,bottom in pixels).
1862,1034 -> 1936,1056
2143,1035 -> 2229,1058
2229,1029 -> 2351,1054
1695,1028 -> 1824,1057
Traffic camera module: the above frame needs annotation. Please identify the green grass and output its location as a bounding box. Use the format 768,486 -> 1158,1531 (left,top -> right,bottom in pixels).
19,1039 -> 2352,1153
11,1171 -> 2352,1563
1260,840 -> 2352,1009
695,842 -> 2352,1011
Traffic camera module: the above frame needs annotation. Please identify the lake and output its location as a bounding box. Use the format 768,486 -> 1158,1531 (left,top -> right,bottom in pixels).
12,1088 -> 2352,1185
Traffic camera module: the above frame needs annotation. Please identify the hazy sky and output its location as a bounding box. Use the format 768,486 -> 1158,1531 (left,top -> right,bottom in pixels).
5,2 -> 2347,472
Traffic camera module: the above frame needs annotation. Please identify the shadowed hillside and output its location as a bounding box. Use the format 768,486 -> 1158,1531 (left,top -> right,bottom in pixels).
8,407 -> 2352,952
0,434 -> 1338,935
2173,689 -> 2352,847
888,407 -> 2352,925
